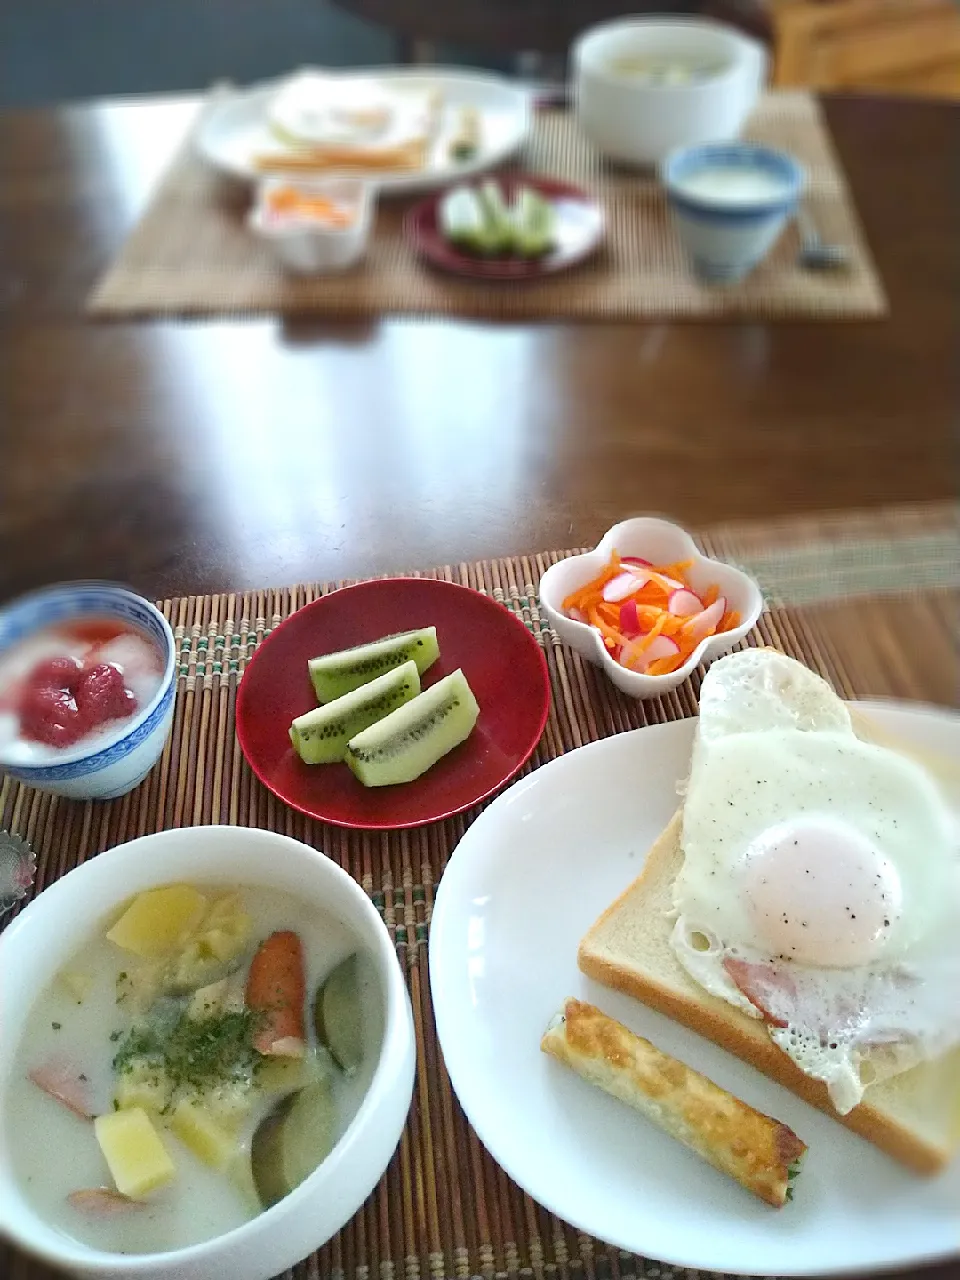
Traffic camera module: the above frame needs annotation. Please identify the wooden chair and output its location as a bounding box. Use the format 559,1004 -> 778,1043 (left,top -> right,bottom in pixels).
769,0 -> 960,98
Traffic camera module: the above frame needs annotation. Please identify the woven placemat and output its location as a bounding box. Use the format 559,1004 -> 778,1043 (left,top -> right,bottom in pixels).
3,504 -> 955,1280
87,91 -> 886,321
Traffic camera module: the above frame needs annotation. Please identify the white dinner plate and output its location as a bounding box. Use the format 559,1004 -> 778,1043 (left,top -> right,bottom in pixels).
196,67 -> 531,194
429,700 -> 960,1277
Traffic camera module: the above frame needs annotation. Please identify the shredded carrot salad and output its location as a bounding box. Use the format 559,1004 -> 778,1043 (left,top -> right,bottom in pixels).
265,186 -> 355,228
562,552 -> 740,676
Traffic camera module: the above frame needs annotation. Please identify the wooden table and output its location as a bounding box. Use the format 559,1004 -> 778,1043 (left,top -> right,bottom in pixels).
1,92 -> 956,606
0,91 -> 958,1280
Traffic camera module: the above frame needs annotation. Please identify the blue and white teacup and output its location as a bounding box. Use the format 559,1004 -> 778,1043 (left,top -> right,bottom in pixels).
662,141 -> 805,282
0,583 -> 175,800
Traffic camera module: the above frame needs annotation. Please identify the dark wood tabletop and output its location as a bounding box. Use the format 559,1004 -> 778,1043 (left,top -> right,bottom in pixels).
1,91 -> 957,608
1,89 -> 959,1280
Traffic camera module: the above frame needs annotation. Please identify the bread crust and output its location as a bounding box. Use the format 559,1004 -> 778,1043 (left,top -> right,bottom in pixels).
541,997 -> 806,1207
578,811 -> 958,1174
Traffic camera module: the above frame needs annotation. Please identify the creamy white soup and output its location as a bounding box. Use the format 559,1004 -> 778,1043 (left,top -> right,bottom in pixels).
7,883 -> 382,1255
606,55 -> 728,85
674,166 -> 792,205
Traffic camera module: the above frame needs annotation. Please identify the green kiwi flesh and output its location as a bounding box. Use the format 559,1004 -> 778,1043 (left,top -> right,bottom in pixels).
344,668 -> 479,787
290,660 -> 420,764
308,627 -> 439,703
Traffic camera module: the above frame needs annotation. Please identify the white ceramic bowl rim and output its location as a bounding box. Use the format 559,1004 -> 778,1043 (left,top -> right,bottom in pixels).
573,16 -> 758,86
0,581 -> 176,771
539,517 -> 763,691
0,826 -> 412,1275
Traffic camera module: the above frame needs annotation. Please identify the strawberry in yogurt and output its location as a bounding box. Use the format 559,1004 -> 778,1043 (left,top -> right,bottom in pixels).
0,618 -> 163,761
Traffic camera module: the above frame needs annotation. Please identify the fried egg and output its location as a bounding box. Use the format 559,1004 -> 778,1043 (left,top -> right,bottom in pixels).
670,648 -> 960,1114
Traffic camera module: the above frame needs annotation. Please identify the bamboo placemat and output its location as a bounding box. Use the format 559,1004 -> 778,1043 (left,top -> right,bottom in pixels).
2,502 -> 955,1280
87,91 -> 887,321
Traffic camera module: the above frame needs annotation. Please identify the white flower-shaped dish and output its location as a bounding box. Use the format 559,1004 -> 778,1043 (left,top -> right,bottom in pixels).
539,517 -> 763,699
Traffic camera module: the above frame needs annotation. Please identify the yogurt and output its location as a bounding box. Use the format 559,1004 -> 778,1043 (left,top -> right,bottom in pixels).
673,165 -> 793,206
0,617 -> 164,764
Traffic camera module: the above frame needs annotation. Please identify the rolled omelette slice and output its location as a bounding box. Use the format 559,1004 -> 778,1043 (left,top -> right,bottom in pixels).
541,998 -> 807,1207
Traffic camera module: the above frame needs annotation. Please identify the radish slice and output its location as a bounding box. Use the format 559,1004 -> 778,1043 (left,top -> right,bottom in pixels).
648,570 -> 684,591
620,556 -> 652,568
619,599 -> 641,637
621,634 -> 680,673
667,588 -> 703,617
568,606 -> 587,623
602,572 -> 640,603
644,635 -> 681,662
684,597 -> 726,644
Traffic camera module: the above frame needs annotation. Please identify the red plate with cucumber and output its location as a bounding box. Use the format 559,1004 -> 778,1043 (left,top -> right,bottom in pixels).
236,578 -> 551,829
406,176 -> 605,281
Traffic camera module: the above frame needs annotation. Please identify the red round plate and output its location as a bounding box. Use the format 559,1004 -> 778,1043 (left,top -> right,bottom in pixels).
405,176 -> 604,280
236,578 -> 551,829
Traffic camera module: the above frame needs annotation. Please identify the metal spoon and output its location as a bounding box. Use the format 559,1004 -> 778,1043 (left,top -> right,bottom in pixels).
796,206 -> 850,271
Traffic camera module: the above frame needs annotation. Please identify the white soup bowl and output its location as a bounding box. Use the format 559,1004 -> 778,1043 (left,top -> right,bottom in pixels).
573,17 -> 767,166
0,825 -> 416,1280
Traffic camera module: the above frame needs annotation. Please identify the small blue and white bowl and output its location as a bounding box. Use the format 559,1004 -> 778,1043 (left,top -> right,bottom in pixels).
0,583 -> 175,800
662,141 -> 804,282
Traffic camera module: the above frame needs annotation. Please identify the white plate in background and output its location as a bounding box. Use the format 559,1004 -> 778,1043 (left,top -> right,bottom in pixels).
196,67 -> 531,195
429,701 -> 960,1277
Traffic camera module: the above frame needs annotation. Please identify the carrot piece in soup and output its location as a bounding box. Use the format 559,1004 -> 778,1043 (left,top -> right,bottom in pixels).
246,931 -> 307,1058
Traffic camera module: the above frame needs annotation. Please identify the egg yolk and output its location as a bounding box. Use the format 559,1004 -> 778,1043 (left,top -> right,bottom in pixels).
742,818 -> 903,967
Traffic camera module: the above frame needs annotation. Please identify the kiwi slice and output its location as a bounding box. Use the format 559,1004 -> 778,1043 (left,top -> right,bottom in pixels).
290,661 -> 420,764
344,669 -> 479,788
251,1078 -> 336,1209
308,627 -> 439,704
315,953 -> 363,1074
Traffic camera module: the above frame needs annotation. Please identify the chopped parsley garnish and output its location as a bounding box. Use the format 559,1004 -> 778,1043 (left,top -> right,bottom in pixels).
112,1008 -> 262,1099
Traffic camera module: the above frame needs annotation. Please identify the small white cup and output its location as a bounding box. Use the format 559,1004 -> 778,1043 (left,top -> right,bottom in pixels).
539,517 -> 762,699
249,176 -> 372,274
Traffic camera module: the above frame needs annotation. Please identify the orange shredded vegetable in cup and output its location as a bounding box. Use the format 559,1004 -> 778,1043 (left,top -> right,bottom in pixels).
562,551 -> 740,676
265,185 -> 355,228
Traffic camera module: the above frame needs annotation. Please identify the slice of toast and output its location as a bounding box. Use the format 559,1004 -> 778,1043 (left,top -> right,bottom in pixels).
578,809 -> 960,1174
